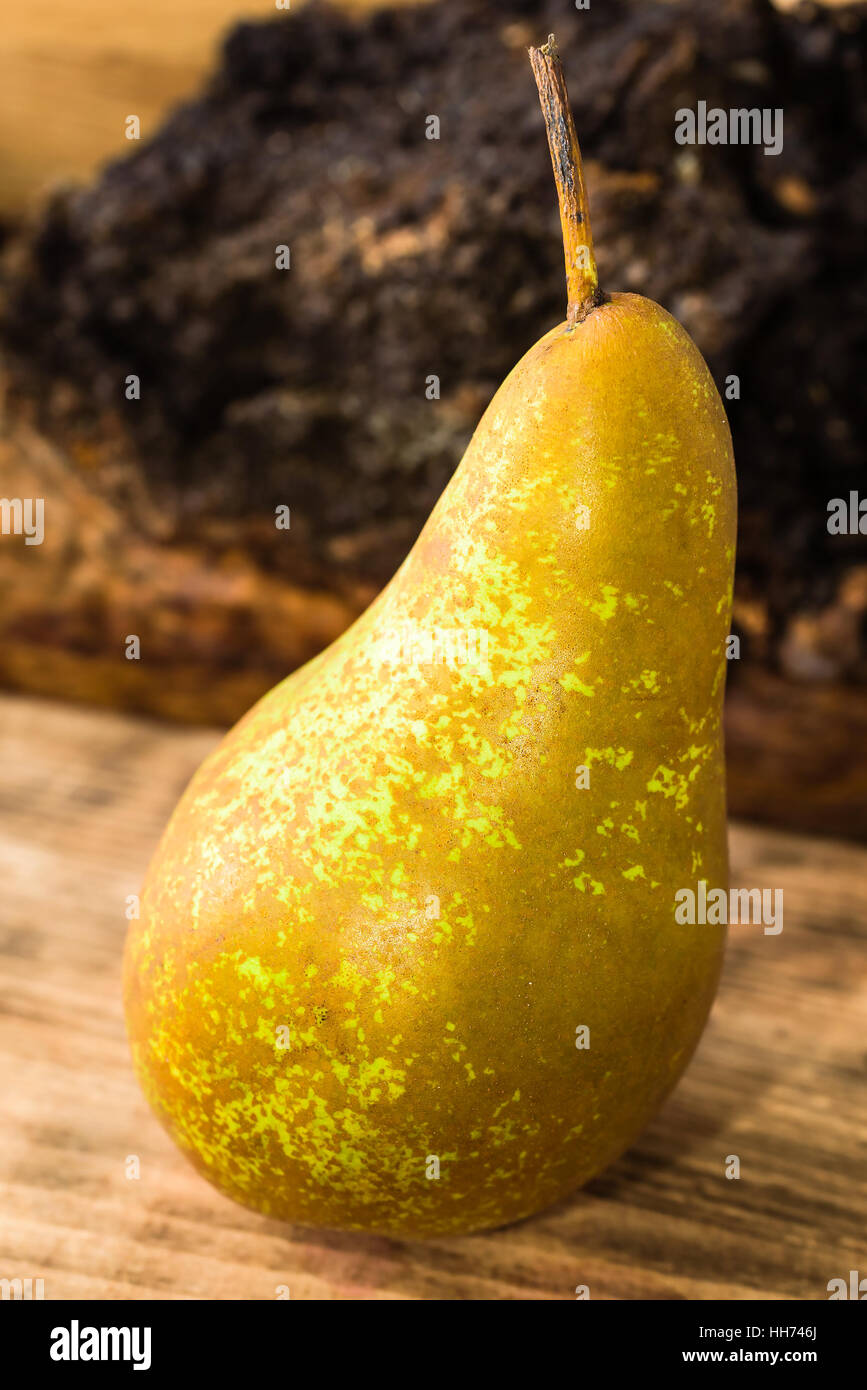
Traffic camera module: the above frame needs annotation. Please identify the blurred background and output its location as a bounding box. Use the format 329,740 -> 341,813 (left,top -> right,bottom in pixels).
1,0 -> 866,1305
0,0 -> 865,837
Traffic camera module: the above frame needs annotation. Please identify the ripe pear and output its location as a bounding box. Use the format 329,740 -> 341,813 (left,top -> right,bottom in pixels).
124,37 -> 736,1238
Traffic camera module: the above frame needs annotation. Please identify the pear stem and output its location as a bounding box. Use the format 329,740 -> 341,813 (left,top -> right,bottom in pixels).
529,35 -> 601,325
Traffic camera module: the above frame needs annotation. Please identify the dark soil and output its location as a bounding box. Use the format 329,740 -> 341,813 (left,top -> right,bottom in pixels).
1,0 -> 865,678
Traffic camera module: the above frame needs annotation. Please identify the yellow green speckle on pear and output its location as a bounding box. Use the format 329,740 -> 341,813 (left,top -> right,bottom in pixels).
123,39 -> 736,1239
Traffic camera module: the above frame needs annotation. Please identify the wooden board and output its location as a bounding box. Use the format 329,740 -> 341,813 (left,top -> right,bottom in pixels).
0,1 -> 272,214
0,692 -> 864,1300
0,0 -> 417,214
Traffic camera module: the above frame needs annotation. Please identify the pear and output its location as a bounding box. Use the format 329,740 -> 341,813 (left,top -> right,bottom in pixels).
124,36 -> 736,1238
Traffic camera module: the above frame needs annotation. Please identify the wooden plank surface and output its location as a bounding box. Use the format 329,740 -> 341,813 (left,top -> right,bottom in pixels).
0,0 -> 415,214
0,692 -> 864,1300
0,0 -> 275,214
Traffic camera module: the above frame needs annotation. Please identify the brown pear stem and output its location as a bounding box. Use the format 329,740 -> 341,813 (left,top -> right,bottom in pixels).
529,34 -> 600,325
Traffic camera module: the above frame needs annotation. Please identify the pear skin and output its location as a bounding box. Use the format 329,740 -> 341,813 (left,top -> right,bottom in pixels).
123,45 -> 736,1238
124,290 -> 735,1236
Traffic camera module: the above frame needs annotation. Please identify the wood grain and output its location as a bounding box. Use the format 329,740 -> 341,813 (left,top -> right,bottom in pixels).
0,1 -> 267,214
0,0 -> 419,214
0,693 -> 864,1300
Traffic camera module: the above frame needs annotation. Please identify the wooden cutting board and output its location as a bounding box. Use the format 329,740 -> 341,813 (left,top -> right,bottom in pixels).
0,692 -> 864,1300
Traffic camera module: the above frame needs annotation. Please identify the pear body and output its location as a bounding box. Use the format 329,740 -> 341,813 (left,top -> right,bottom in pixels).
124,293 -> 736,1237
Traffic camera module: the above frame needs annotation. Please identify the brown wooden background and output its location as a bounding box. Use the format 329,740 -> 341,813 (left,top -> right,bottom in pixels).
0,692 -> 864,1300
0,0 -> 420,214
